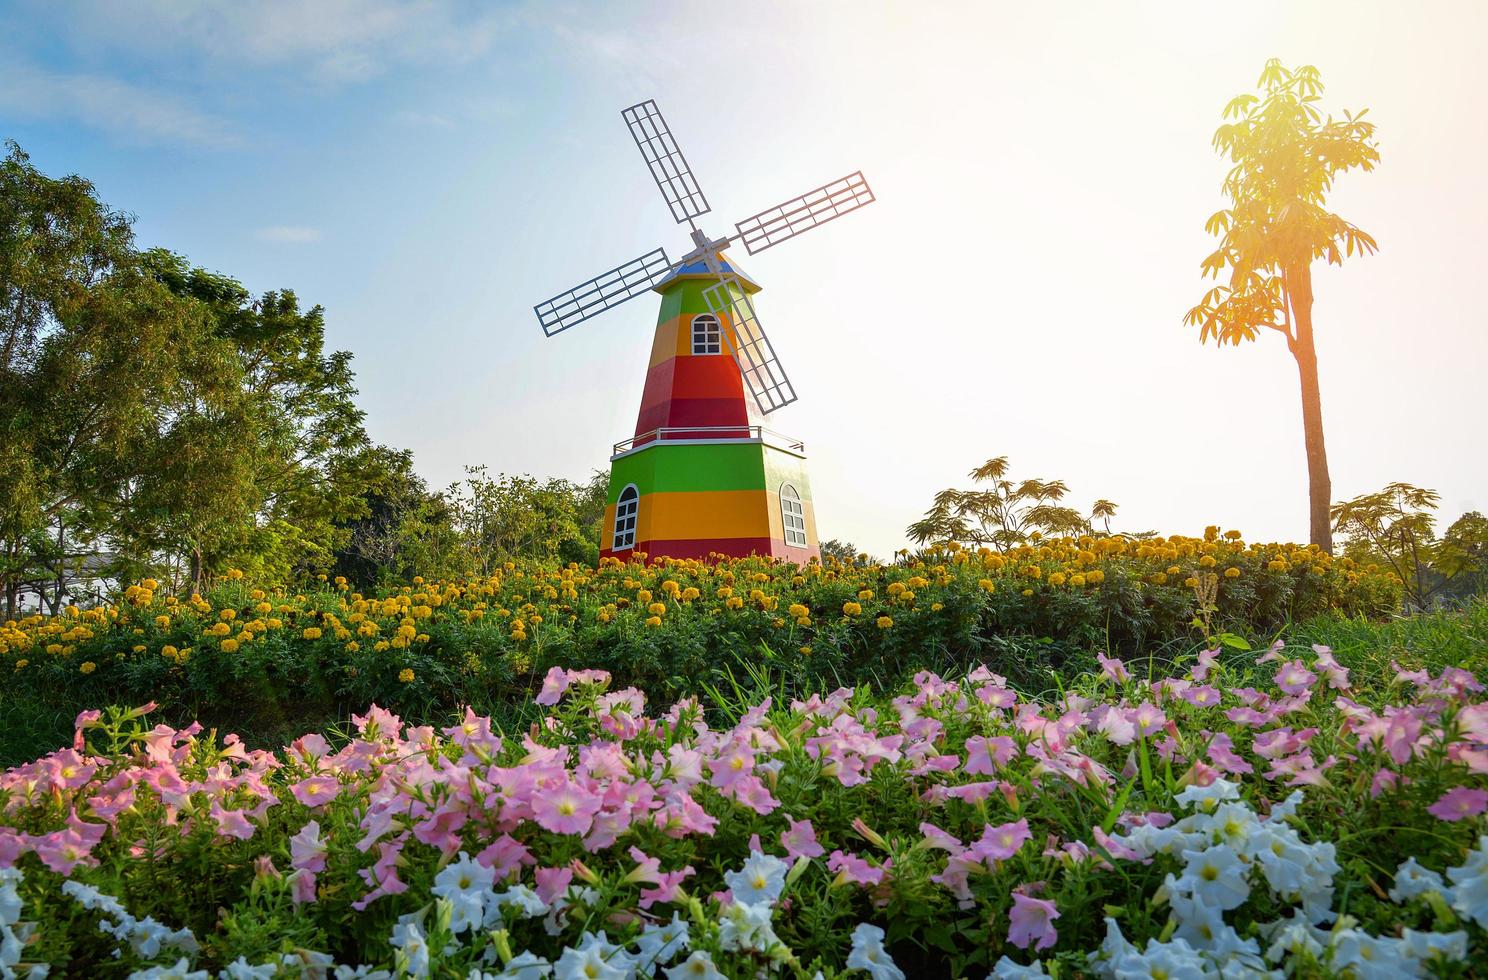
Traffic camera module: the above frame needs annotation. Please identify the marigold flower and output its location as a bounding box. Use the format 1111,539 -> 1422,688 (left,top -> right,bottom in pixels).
876,616 -> 893,629
79,661 -> 96,674
398,668 -> 414,683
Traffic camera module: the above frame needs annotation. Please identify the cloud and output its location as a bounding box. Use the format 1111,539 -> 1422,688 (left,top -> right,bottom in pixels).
50,0 -> 512,84
256,225 -> 322,243
0,62 -> 239,148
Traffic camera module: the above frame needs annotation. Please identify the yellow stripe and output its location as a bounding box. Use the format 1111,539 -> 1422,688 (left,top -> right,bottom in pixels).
641,490 -> 772,540
648,317 -> 680,368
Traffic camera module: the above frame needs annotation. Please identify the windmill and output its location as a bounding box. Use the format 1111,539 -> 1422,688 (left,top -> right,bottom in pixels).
534,99 -> 875,562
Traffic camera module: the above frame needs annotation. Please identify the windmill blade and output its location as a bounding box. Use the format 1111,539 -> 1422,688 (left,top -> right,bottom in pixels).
534,247 -> 674,337
732,171 -> 875,256
622,100 -> 711,225
702,274 -> 798,415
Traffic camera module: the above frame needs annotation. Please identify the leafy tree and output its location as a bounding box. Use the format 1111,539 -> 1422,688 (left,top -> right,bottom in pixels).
1435,511 -> 1488,600
333,448 -> 468,587
1185,60 -> 1380,553
110,250 -> 384,589
1331,482 -> 1439,609
445,467 -> 605,572
0,143 -> 215,615
908,456 -> 1110,549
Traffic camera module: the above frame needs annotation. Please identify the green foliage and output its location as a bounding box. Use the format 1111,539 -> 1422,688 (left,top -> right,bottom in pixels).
907,455 -> 1114,549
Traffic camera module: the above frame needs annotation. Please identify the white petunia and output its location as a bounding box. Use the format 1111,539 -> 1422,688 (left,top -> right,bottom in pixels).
390,920 -> 431,979
1327,928 -> 1414,980
1398,928 -> 1468,964
846,923 -> 905,980
1176,844 -> 1251,911
988,955 -> 1047,978
723,851 -> 789,908
126,959 -> 210,980
553,942 -> 625,980
1445,835 -> 1488,928
1388,857 -> 1447,904
481,951 -> 553,979
220,958 -> 278,980
635,912 -> 691,967
1175,779 -> 1241,812
718,901 -> 780,955
1109,937 -> 1211,980
663,950 -> 725,980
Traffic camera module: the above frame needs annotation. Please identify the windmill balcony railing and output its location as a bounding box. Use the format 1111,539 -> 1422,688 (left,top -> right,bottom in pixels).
612,425 -> 806,459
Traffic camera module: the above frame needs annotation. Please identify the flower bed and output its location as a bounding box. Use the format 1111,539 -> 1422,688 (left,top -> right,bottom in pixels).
1,533 -> 1401,761
2,633 -> 1483,977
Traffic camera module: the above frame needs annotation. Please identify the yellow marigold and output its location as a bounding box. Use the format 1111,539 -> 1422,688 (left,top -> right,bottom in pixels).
79,661 -> 96,674
978,578 -> 995,593
398,667 -> 415,683
887,582 -> 906,596
799,645 -> 812,656
1183,576 -> 1200,588
221,639 -> 239,653
219,609 -> 236,622
226,568 -> 243,580
1068,574 -> 1086,587
1048,572 -> 1067,587
637,589 -> 653,604
302,627 -> 323,640
1199,555 -> 1217,568
12,659 -> 26,671
1268,559 -> 1288,572
681,587 -> 700,602
345,641 -> 359,652
788,603 -> 809,620
645,615 -> 662,628
154,615 -> 171,629
931,602 -> 944,611
843,601 -> 862,616
647,602 -> 666,617
1224,567 -> 1241,579
1151,572 -> 1168,585
858,589 -> 874,600
726,596 -> 744,610
162,645 -> 178,658
876,615 -> 893,629
1166,565 -> 1182,576
716,586 -> 734,599
1087,570 -> 1105,584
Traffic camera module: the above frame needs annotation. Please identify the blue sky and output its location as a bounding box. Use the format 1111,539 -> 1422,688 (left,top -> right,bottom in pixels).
5,0 -> 1486,556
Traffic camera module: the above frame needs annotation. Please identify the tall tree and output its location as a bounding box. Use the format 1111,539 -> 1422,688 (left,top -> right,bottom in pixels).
0,143 -> 215,615
907,456 -> 1103,549
1185,60 -> 1380,553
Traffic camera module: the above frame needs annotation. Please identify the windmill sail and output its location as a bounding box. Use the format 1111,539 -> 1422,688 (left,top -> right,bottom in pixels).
534,247 -> 674,337
733,171 -> 875,256
622,100 -> 711,225
702,274 -> 798,415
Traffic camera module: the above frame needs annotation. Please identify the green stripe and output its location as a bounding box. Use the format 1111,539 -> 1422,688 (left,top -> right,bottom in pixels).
657,279 -> 750,319
609,442 -> 768,502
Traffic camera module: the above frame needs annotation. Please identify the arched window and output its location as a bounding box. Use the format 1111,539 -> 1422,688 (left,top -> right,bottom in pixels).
612,485 -> 639,550
780,484 -> 807,547
691,314 -> 722,355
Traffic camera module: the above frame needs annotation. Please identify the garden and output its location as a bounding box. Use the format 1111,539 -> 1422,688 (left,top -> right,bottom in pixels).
3,25 -> 1487,980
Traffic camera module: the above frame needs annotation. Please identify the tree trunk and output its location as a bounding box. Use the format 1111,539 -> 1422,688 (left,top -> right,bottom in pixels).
1288,264 -> 1334,554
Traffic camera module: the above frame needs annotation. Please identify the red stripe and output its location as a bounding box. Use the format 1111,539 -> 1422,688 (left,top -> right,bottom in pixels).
670,355 -> 746,399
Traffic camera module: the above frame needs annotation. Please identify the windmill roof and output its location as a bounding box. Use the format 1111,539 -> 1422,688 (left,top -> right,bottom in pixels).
653,251 -> 761,294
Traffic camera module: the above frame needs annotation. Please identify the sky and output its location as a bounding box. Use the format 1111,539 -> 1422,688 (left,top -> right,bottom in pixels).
3,0 -> 1485,558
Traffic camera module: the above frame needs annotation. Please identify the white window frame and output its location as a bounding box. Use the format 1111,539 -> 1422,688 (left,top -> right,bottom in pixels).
780,483 -> 808,547
613,484 -> 639,550
691,314 -> 722,355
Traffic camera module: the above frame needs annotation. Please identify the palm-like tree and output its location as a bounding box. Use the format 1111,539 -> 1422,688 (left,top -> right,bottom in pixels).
1185,60 -> 1379,553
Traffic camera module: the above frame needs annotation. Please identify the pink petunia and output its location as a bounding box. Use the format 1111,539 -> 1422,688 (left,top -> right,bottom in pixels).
1427,787 -> 1488,822
531,777 -> 601,836
1274,661 -> 1317,696
963,735 -> 1019,775
290,775 -> 341,809
640,866 -> 695,908
1007,891 -> 1060,951
1097,652 -> 1130,683
827,849 -> 885,887
291,820 -> 328,873
971,818 -> 1031,862
781,817 -> 825,860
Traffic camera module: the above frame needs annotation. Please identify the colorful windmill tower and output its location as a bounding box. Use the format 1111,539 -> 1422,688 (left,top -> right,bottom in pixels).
534,100 -> 875,563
